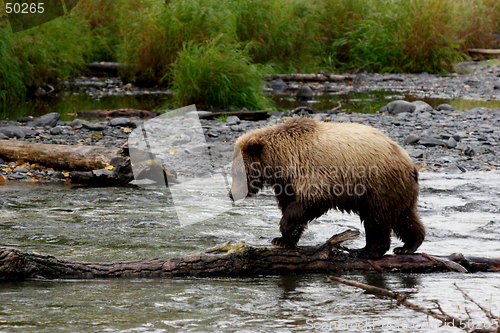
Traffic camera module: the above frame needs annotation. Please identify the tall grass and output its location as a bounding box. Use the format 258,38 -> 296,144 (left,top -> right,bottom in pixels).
171,40 -> 272,110
2,0 -> 500,108
0,11 -> 90,103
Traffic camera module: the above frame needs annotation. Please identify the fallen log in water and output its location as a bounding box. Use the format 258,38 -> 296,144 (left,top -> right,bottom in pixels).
1,230 -> 499,280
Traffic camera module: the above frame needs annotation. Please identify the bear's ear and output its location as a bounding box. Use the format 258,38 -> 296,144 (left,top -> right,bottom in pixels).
246,137 -> 263,156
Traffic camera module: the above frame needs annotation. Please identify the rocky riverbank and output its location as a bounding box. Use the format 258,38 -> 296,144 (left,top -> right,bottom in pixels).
1,100 -> 499,183
1,60 -> 499,182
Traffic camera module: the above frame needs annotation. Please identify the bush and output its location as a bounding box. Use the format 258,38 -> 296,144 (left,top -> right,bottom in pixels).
171,40 -> 272,110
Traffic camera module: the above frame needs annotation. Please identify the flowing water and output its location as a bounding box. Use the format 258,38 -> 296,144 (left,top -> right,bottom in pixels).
1,171 -> 499,332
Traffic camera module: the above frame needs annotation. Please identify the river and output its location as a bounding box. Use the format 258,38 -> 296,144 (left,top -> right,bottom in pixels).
0,171 -> 499,332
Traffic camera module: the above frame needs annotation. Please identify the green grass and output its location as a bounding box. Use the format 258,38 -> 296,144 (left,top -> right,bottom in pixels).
171,40 -> 272,110
2,0 -> 500,108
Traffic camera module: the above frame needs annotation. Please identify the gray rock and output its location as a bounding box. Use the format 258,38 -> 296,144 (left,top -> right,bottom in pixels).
463,147 -> 475,156
50,171 -> 66,181
411,101 -> 434,112
380,100 -> 416,114
296,85 -> 314,101
20,128 -> 39,137
83,122 -> 106,131
0,125 -> 25,139
17,116 -> 34,123
419,137 -> 446,147
10,173 -> 29,179
108,117 -> 136,128
0,133 -> 8,140
409,149 -> 424,158
67,119 -> 84,129
225,116 -> 241,126
437,103 -> 455,111
13,167 -> 28,173
440,164 -> 466,174
417,111 -> 432,119
404,133 -> 420,144
50,126 -> 63,135
8,162 -> 17,167
453,132 -> 466,141
446,137 -> 457,148
271,79 -> 287,91
29,112 -> 60,128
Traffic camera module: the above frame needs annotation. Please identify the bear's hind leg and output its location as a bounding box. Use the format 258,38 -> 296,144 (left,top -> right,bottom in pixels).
393,207 -> 425,254
351,213 -> 392,259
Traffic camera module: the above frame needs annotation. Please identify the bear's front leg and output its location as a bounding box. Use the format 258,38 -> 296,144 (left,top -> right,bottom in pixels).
272,201 -> 307,248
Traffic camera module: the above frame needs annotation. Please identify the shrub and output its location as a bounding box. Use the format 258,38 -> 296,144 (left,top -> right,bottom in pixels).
171,40 -> 272,110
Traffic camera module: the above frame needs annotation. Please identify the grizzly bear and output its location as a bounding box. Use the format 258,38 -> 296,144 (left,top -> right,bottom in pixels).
228,116 -> 425,259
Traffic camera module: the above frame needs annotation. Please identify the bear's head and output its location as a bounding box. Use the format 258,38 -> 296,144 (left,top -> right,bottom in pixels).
228,136 -> 265,202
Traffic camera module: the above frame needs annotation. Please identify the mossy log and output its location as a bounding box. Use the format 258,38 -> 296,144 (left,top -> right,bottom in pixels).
1,230 -> 499,280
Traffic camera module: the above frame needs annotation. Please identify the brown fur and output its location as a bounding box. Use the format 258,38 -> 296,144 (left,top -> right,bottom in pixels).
229,117 -> 425,259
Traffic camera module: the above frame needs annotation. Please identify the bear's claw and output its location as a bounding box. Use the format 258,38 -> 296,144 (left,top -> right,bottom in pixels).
393,247 -> 417,254
271,237 -> 296,249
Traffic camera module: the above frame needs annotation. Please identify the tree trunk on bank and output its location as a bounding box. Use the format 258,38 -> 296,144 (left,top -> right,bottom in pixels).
0,140 -> 124,171
267,74 -> 353,82
0,140 -> 176,186
1,230 -> 499,280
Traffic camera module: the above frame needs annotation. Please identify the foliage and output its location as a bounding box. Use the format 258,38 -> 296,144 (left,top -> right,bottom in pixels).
171,40 -> 272,110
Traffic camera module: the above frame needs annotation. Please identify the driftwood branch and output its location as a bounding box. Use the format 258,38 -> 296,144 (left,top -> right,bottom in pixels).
467,48 -> 500,55
268,74 -> 352,82
1,230 -> 499,280
329,277 -> 500,333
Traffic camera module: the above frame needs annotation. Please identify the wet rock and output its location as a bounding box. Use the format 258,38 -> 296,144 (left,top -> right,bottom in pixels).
271,79 -> 288,92
411,101 -> 434,112
419,137 -> 446,147
50,126 -> 63,135
437,103 -> 455,111
29,112 -> 60,128
108,117 -> 136,128
13,167 -> 28,173
225,116 -> 241,126
380,100 -> 416,114
296,85 -> 314,101
404,133 -> 420,144
0,125 -> 25,139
